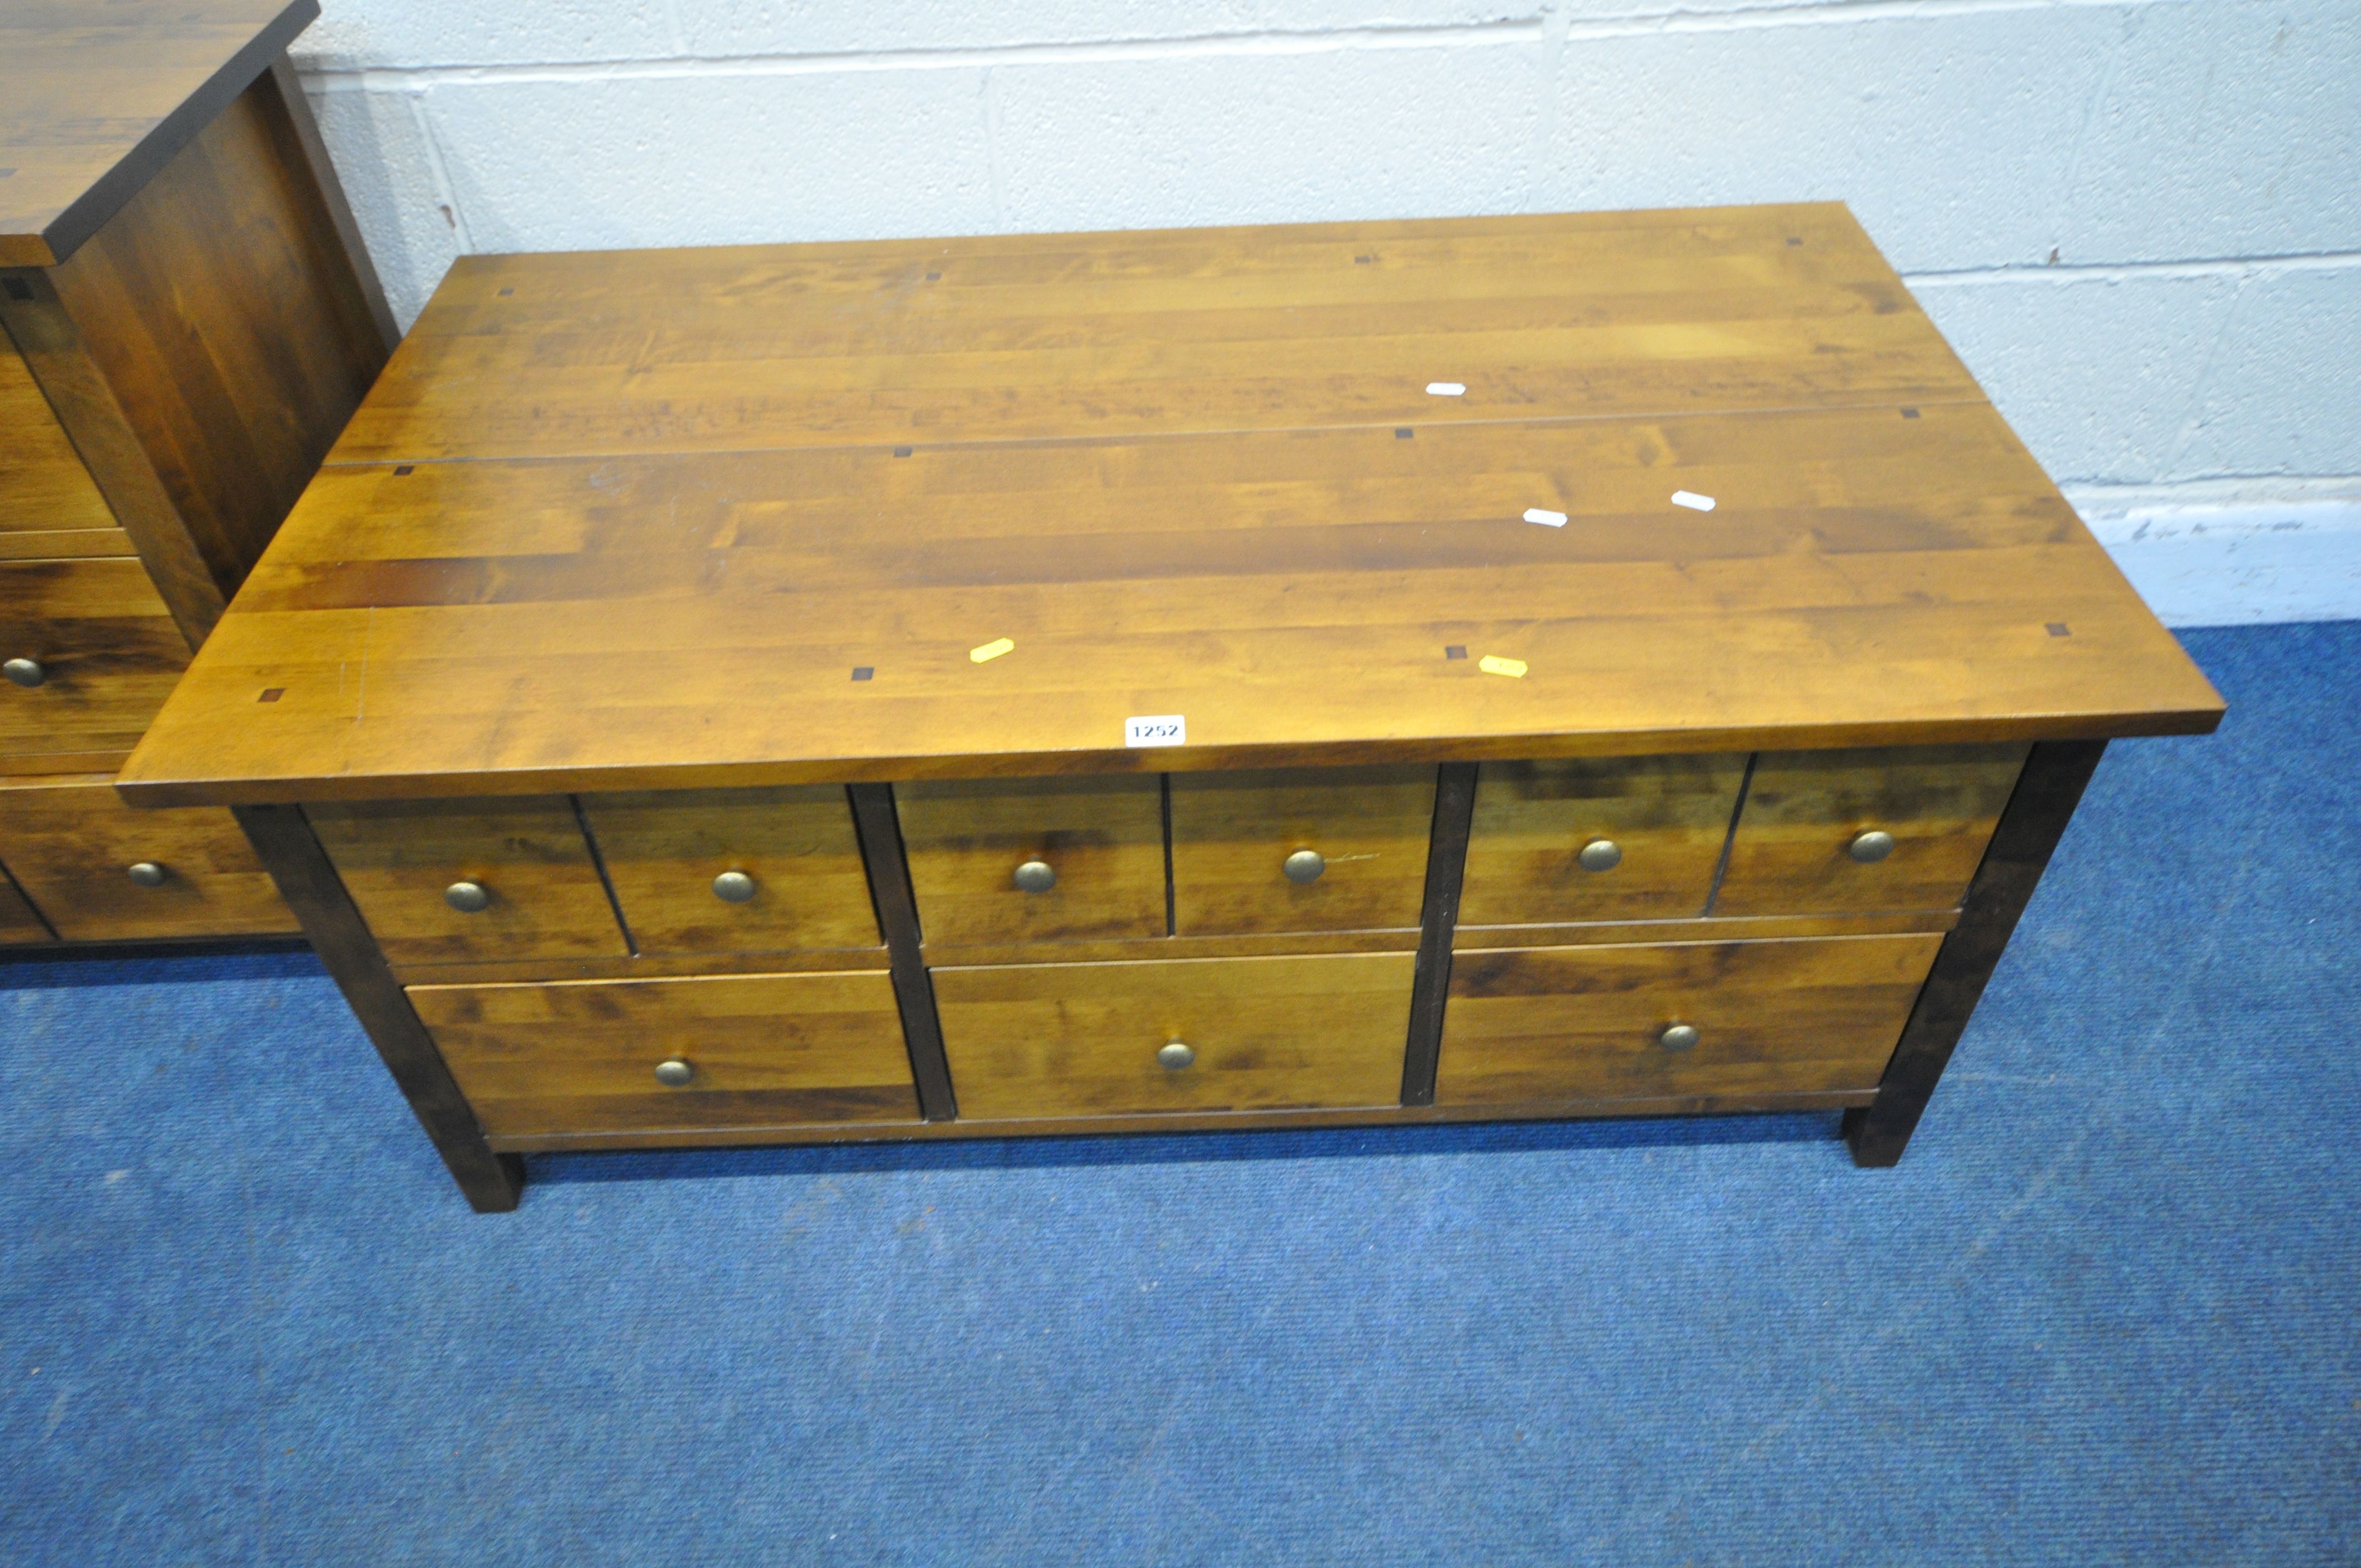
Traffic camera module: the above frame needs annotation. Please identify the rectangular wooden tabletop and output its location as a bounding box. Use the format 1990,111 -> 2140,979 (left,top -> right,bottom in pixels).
117,204 -> 2224,806
0,0 -> 315,267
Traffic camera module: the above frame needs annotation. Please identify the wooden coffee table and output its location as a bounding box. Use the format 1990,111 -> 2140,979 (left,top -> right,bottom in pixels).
118,205 -> 2223,1211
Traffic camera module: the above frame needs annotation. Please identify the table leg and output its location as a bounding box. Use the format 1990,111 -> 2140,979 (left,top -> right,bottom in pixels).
1845,739 -> 2108,1167
231,803 -> 525,1212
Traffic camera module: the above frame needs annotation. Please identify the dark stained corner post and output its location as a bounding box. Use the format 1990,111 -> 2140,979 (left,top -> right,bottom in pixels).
1846,739 -> 2109,1167
1401,762 -> 1478,1106
232,804 -> 526,1212
847,783 -> 958,1121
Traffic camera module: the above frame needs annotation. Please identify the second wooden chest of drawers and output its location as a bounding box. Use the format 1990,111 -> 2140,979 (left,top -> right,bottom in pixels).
2,0 -> 395,948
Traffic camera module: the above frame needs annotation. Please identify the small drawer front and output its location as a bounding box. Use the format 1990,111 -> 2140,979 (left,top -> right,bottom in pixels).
898,774 -> 1165,945
1439,934 -> 1943,1106
1714,744 -> 2029,916
1459,755 -> 1748,927
0,870 -> 52,945
1169,765 -> 1434,935
0,558 -> 189,768
307,797 -> 627,966
410,971 -> 918,1137
933,951 -> 1413,1119
0,778 -> 297,941
579,786 -> 882,956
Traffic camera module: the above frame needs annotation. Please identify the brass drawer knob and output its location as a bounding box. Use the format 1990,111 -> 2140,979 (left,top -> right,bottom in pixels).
3,657 -> 46,688
1848,829 -> 1897,864
1282,848 -> 1325,883
1657,1022 -> 1699,1051
443,880 -> 491,913
654,1058 -> 695,1087
712,869 -> 757,903
1013,859 -> 1056,893
1157,1041 -> 1196,1070
126,862 -> 168,888
1577,838 -> 1622,872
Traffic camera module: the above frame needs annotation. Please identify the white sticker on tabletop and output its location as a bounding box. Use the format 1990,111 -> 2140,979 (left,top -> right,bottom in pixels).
1125,714 -> 1187,747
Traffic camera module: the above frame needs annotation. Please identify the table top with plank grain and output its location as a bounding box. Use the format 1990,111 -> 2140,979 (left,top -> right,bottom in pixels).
116,203 -> 2226,807
0,0 -> 317,268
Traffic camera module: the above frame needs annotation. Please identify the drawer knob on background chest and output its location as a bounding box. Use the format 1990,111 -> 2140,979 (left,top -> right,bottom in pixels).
3,658 -> 46,688
443,880 -> 492,913
654,1058 -> 696,1088
1282,849 -> 1326,884
1577,838 -> 1623,872
126,862 -> 168,888
1848,830 -> 1897,864
1013,859 -> 1057,893
1657,1023 -> 1700,1051
1157,1041 -> 1196,1070
711,870 -> 757,903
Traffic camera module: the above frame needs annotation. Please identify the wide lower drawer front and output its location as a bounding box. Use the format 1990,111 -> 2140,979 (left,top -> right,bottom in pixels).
409,971 -> 921,1137
1439,934 -> 1944,1104
932,952 -> 1418,1119
413,935 -> 1940,1144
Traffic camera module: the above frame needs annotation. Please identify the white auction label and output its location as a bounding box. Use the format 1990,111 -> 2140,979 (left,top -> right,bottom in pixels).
1125,714 -> 1187,747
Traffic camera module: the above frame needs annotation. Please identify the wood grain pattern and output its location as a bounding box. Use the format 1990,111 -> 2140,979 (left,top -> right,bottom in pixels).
0,334 -> 117,538
579,786 -> 882,956
233,801 -> 524,1211
1168,764 -> 1433,934
387,948 -> 900,986
0,530 -> 141,565
933,951 -> 1415,1119
0,556 -> 186,769
483,1086 -> 1880,1153
306,797 -> 627,966
1439,933 -> 1944,1105
0,862 -> 56,944
918,925 -> 1424,970
0,265 -> 222,642
898,774 -> 1167,945
262,55 -> 399,355
1714,744 -> 2028,916
16,62 -> 389,641
1459,754 -> 1749,924
330,205 -> 1976,464
407,970 -> 918,1139
0,772 -> 296,940
1456,908 -> 1956,950
120,391 -> 2223,805
0,1 -> 316,266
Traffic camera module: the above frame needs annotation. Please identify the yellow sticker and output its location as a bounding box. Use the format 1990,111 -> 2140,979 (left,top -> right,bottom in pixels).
1478,655 -> 1527,678
969,637 -> 1015,663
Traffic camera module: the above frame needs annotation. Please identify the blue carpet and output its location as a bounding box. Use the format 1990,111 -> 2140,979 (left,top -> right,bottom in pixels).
3,621 -> 2357,1566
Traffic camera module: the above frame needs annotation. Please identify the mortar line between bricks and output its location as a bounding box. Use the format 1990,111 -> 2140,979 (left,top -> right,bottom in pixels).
1906,251 -> 2361,285
2063,476 -> 2361,503
291,20 -> 1547,88
289,0 -> 2220,84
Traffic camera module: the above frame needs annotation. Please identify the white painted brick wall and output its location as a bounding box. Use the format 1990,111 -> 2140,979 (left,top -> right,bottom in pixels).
293,0 -> 2361,625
